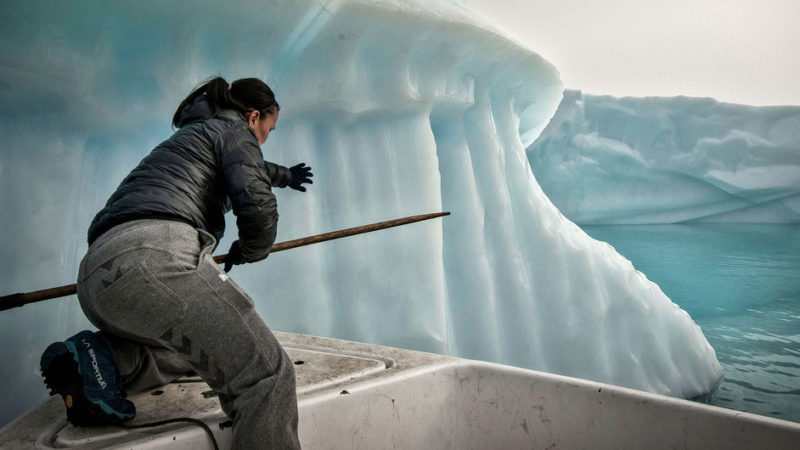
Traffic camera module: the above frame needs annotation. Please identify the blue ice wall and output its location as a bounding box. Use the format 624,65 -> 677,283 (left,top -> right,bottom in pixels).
1,0 -> 721,427
528,90 -> 800,224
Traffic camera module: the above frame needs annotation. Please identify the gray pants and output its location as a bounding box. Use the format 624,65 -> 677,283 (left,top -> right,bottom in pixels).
76,219 -> 300,449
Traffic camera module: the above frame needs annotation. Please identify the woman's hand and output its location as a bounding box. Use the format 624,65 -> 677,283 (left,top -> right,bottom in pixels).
288,163 -> 313,192
224,240 -> 248,272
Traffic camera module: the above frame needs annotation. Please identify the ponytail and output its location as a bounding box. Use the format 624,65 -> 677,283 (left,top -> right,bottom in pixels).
172,76 -> 280,128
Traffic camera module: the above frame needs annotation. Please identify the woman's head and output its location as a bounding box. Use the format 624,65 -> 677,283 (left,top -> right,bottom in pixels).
244,108 -> 278,145
172,77 -> 280,143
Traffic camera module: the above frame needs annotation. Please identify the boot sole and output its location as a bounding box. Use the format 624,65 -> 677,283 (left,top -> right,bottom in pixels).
41,342 -> 134,426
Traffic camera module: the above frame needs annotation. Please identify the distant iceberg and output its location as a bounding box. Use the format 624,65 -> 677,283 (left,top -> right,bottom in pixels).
528,90 -> 800,224
0,0 -> 722,427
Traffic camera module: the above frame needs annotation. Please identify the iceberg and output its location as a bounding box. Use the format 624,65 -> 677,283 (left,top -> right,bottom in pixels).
528,90 -> 800,224
0,0 -> 721,426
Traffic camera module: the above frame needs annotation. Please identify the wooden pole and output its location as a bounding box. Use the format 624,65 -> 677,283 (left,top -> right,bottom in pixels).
0,211 -> 450,312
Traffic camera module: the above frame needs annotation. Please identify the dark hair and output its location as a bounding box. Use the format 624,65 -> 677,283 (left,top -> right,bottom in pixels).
172,76 -> 280,128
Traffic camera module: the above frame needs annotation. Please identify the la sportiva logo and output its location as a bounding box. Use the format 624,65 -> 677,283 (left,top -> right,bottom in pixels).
82,339 -> 108,389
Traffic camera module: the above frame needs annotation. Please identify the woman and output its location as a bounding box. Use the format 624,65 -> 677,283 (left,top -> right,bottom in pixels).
39,77 -> 310,448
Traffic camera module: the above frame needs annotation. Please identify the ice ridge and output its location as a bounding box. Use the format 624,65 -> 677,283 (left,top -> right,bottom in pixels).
528,90 -> 800,224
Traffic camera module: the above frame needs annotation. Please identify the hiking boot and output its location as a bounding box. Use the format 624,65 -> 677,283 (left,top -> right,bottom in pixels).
40,330 -> 135,426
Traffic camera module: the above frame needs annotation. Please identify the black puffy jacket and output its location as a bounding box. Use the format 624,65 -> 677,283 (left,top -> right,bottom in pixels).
87,95 -> 291,262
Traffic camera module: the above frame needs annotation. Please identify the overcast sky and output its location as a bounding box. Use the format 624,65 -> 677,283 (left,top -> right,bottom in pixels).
465,0 -> 800,106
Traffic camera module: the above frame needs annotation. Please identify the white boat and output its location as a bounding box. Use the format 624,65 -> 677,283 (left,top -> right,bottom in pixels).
2,332 -> 799,449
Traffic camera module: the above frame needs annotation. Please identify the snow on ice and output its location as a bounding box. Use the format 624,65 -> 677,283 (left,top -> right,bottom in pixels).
528,90 -> 800,224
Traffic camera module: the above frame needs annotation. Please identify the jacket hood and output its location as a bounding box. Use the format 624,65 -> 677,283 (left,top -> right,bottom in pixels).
175,93 -> 212,128
175,93 -> 247,128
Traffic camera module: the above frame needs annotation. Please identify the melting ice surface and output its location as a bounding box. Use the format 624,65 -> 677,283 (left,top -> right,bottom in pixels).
0,0 -> 722,425
528,90 -> 800,225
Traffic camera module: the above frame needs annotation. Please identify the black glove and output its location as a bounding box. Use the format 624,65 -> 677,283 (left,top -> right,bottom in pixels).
223,240 -> 247,273
288,163 -> 313,192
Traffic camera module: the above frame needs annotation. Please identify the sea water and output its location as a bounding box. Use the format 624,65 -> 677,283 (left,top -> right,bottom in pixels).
581,224 -> 800,423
